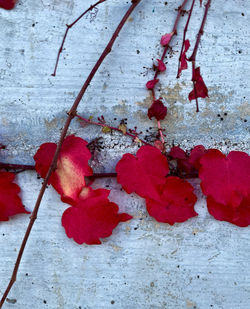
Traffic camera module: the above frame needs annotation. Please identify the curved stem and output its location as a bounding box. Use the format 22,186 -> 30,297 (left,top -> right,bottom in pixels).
51,0 -> 107,76
0,1 -> 141,307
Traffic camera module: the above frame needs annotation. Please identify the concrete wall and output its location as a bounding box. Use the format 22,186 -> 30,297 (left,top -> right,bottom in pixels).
0,0 -> 249,308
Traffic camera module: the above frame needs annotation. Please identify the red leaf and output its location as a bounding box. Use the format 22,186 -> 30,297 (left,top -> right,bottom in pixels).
146,176 -> 197,224
177,39 -> 190,77
34,135 -> 93,202
169,146 -> 187,160
207,196 -> 250,227
169,145 -> 207,174
188,145 -> 207,170
62,188 -> 132,245
0,172 -> 28,221
157,59 -> 166,72
160,33 -> 173,46
147,99 -> 167,121
146,79 -> 159,90
189,67 -> 208,101
154,140 -> 164,152
0,0 -> 16,10
199,150 -> 250,226
116,145 -> 169,201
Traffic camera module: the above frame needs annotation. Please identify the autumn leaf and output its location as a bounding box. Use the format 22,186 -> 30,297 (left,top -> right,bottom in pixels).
199,149 -> 250,226
156,59 -> 166,72
0,0 -> 16,10
116,145 -> 169,201
160,32 -> 173,46
62,188 -> 132,245
34,135 -> 92,202
147,99 -> 167,121
189,67 -> 208,101
146,79 -> 159,90
146,176 -> 197,224
177,39 -> 190,77
0,172 -> 29,221
169,145 -> 207,174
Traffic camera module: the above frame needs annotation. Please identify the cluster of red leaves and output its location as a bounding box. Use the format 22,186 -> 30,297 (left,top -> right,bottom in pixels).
34,135 -> 132,245
177,40 -> 208,103
169,145 -> 250,227
169,145 -> 207,175
0,0 -> 16,10
116,145 -> 198,225
145,31 -> 174,123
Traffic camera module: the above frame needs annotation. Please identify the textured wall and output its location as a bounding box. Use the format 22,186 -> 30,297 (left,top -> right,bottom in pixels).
0,0 -> 249,308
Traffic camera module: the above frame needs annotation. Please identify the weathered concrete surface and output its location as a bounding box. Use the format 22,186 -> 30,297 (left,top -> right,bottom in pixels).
0,0 -> 249,308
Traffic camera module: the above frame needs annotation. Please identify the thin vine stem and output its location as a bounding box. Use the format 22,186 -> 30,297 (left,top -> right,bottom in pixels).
188,0 -> 212,112
51,0 -> 107,76
0,163 -> 198,179
0,1 -> 141,307
177,0 -> 196,78
150,0 -> 188,145
76,114 -> 151,146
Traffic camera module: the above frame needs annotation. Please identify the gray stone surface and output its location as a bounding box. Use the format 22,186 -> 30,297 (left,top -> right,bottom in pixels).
0,0 -> 249,308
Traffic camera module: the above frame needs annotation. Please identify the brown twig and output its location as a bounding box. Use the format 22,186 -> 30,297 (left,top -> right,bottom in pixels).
0,163 -> 199,179
51,0 -> 107,76
0,163 -> 35,172
0,1 -> 141,307
76,114 -> 151,146
188,0 -> 212,112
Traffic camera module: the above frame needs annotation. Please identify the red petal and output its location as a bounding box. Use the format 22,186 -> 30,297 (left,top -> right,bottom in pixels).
116,145 -> 169,201
34,135 -> 93,202
62,188 -> 132,245
0,0 -> 16,10
147,100 -> 167,121
146,79 -> 159,90
0,172 -> 29,221
146,176 -> 197,224
199,150 -> 250,207
157,59 -> 166,72
160,33 -> 173,46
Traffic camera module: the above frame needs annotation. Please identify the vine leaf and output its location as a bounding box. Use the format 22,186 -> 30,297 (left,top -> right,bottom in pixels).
156,59 -> 166,72
34,135 -> 93,203
177,39 -> 190,77
146,79 -> 159,90
160,32 -> 173,46
0,0 -> 16,10
62,188 -> 132,245
189,67 -> 208,101
148,99 -> 167,121
169,145 -> 207,174
116,146 -> 198,224
199,149 -> 250,226
146,176 -> 197,224
116,145 -> 169,201
0,172 -> 29,221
